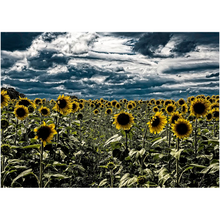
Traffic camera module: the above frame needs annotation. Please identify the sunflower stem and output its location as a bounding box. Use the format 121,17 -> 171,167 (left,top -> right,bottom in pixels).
110,169 -> 114,188
1,128 -> 4,144
176,138 -> 180,187
125,130 -> 128,149
14,119 -> 18,145
166,115 -> 169,140
39,142 -> 44,188
142,124 -> 148,149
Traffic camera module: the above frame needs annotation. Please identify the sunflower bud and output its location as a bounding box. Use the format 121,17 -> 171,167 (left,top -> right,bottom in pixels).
107,162 -> 115,170
1,119 -> 9,129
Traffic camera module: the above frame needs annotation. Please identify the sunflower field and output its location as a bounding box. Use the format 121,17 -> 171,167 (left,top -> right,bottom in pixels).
1,90 -> 219,188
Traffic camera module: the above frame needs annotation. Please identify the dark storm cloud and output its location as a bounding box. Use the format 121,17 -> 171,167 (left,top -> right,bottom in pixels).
1,32 -> 42,51
206,72 -> 219,78
133,32 -> 173,57
170,40 -> 198,55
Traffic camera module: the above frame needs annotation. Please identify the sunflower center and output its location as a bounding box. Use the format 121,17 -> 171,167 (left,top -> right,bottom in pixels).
117,113 -> 130,125
171,115 -> 179,124
112,101 -> 117,106
207,113 -> 212,120
1,95 -> 4,103
41,109 -> 48,115
57,99 -> 67,109
193,103 -> 205,114
176,123 -> 188,135
18,100 -> 31,107
72,103 -> 76,110
35,99 -> 41,104
37,126 -> 51,141
128,104 -> 132,109
167,106 -> 174,112
182,106 -> 186,112
152,116 -> 160,127
213,111 -> 219,118
79,104 -> 83,108
179,100 -> 184,105
16,108 -> 26,117
107,109 -> 111,114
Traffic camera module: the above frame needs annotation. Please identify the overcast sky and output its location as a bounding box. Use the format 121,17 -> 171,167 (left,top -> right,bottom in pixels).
1,32 -> 219,101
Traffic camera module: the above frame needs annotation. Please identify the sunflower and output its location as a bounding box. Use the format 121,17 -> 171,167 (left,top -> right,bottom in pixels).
105,108 -> 112,115
39,106 -> 50,117
78,103 -> 84,110
155,100 -> 161,105
77,113 -> 83,120
166,103 -> 176,115
131,101 -> 136,108
111,100 -> 118,107
34,121 -> 57,147
169,112 -> 182,124
16,97 -> 35,109
150,99 -> 156,105
50,99 -> 56,104
28,105 -> 35,113
206,112 -> 213,121
42,98 -> 46,104
181,104 -> 188,114
210,102 -> 219,110
147,111 -> 167,134
171,118 -> 192,139
153,106 -> 159,113
164,99 -> 171,107
161,108 -> 165,113
1,119 -> 9,129
53,95 -> 72,115
1,90 -> 10,108
212,108 -> 219,121
127,103 -> 133,110
93,109 -> 99,115
113,111 -> 134,130
14,105 -> 29,120
115,103 -> 121,109
190,98 -> 210,118
123,99 -> 127,103
72,101 -> 79,113
90,103 -> 95,108
34,98 -> 42,106
177,98 -> 185,106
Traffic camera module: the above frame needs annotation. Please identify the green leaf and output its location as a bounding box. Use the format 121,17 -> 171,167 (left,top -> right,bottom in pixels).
143,168 -> 154,181
178,166 -> 194,183
22,144 -> 41,149
151,136 -> 166,147
104,134 -> 122,147
189,164 -> 206,169
170,149 -> 184,160
99,179 -> 108,187
158,167 -> 171,186
200,162 -> 219,174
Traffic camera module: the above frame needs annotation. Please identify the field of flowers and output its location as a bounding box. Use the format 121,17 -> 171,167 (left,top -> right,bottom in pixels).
1,90 -> 219,188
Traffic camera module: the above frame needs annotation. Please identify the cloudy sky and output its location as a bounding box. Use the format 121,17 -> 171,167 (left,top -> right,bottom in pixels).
1,32 -> 219,101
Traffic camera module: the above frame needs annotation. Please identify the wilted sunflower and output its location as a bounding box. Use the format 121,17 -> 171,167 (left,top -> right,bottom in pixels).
153,106 -> 159,113
53,95 -> 72,115
206,112 -> 213,121
1,119 -> 9,129
127,103 -> 133,110
93,109 -> 99,115
177,98 -> 185,106
166,104 -> 176,115
39,106 -> 50,117
147,111 -> 167,134
14,105 -> 29,120
172,118 -> 192,139
181,104 -> 188,114
72,101 -> 79,113
105,108 -> 112,115
16,97 -> 35,109
190,98 -> 210,118
1,90 -> 10,108
77,113 -> 83,120
212,108 -> 219,121
34,121 -> 57,147
169,112 -> 182,124
113,111 -> 134,130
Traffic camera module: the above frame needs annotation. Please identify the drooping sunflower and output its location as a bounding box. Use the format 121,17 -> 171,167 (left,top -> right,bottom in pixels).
53,95 -> 72,115
34,98 -> 42,106
171,118 -> 192,139
115,103 -> 121,109
93,109 -> 99,115
16,97 -> 35,109
166,103 -> 176,115
181,103 -> 188,114
34,121 -> 57,147
212,108 -> 219,121
190,98 -> 210,118
147,112 -> 167,134
147,111 -> 167,134
14,105 -> 29,120
72,101 -> 79,113
113,111 -> 134,130
1,90 -> 10,108
105,108 -> 112,115
111,100 -> 118,107
78,103 -> 84,111
169,112 -> 182,124
39,106 -> 50,117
